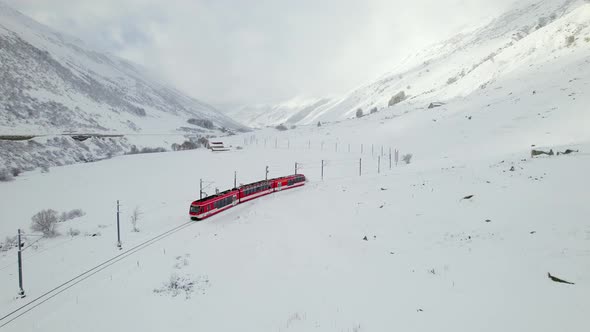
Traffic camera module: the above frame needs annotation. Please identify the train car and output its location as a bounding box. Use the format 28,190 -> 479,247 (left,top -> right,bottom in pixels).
189,174 -> 306,221
269,174 -> 306,191
189,188 -> 239,220
239,180 -> 273,203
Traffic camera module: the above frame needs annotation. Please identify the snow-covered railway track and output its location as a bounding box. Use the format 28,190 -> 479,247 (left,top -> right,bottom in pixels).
0,221 -> 195,328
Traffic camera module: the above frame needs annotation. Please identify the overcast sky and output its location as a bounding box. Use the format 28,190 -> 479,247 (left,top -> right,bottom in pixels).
6,0 -> 516,107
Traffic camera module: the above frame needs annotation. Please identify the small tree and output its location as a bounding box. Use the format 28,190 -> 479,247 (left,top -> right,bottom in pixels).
402,153 -> 413,164
317,121 -> 322,127
130,206 -> 142,232
356,108 -> 363,118
31,209 -> 59,237
370,107 -> 378,114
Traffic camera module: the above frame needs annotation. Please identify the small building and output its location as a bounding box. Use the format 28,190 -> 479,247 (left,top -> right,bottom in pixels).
209,141 -> 230,152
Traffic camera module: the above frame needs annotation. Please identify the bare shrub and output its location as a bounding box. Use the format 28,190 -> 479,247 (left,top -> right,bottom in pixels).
402,153 -> 413,164
153,273 -> 195,299
370,107 -> 378,114
388,91 -> 406,106
67,228 -> 81,237
10,168 -> 21,177
447,76 -> 458,85
59,209 -> 86,222
31,209 -> 59,237
1,236 -> 18,252
356,108 -> 363,118
317,121 -> 321,127
130,206 -> 142,232
565,35 -> 575,47
275,124 -> 288,131
0,169 -> 14,182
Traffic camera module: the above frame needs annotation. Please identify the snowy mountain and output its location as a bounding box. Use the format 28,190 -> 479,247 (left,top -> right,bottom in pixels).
222,97 -> 336,128
0,1 -> 245,135
232,0 -> 590,126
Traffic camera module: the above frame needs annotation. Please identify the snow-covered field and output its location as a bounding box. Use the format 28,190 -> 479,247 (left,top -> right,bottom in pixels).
1,70 -> 589,330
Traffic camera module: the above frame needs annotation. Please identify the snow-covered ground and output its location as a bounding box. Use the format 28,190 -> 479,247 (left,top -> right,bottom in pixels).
1,69 -> 589,330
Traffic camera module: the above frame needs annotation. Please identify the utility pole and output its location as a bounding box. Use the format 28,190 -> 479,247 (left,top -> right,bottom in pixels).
361,144 -> 363,154
116,200 -> 122,250
288,139 -> 290,149
295,162 -> 298,175
17,229 -> 24,298
321,160 -> 324,180
265,166 -> 269,180
200,179 -> 203,199
381,146 -> 384,157
378,156 -> 381,174
234,171 -> 237,188
395,149 -> 399,166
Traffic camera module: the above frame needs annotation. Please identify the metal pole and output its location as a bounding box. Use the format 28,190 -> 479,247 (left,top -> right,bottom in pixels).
265,166 -> 269,180
275,138 -> 277,148
17,229 -> 24,297
234,171 -> 237,188
200,179 -> 203,199
335,142 -> 338,152
295,162 -> 298,175
288,139 -> 290,149
116,200 -> 122,250
308,140 -> 311,149
348,144 -> 350,153
372,144 -> 374,157
321,141 -> 324,151
321,160 -> 324,180
378,156 -> 381,174
361,144 -> 363,154
381,146 -> 383,156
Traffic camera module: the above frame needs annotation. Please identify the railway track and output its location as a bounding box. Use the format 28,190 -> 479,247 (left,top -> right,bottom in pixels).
0,221 -> 195,328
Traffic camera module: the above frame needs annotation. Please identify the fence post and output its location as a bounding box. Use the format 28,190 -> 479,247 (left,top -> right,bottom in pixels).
359,158 -> 362,176
389,148 -> 392,170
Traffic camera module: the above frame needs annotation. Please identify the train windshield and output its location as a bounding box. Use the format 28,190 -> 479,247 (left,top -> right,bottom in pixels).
190,205 -> 200,213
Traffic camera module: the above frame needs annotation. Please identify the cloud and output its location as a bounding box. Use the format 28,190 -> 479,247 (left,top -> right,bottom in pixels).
4,0 -> 517,105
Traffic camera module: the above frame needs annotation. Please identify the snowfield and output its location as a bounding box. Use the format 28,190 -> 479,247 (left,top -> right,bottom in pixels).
1,88 -> 589,331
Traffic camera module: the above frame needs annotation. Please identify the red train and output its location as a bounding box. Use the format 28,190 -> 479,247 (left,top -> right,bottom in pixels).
189,174 -> 306,220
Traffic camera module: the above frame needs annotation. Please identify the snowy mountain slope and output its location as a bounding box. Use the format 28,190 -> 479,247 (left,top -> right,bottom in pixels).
302,0 -> 590,123
228,0 -> 589,127
0,1 -> 245,135
223,97 -> 336,128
